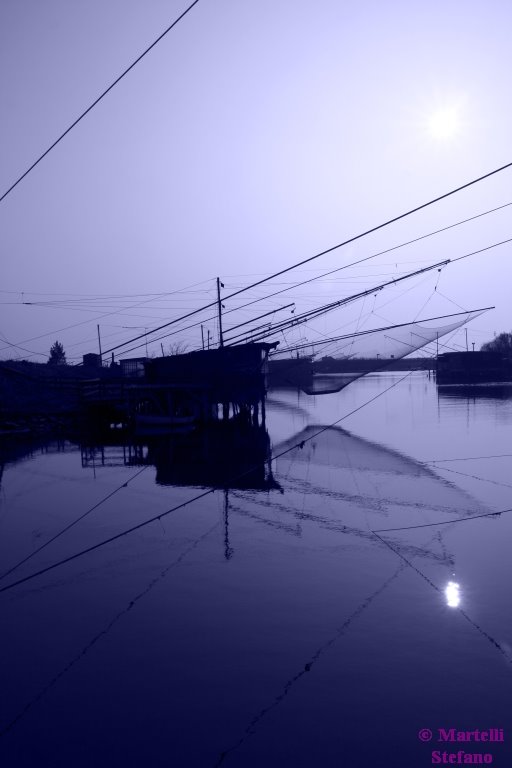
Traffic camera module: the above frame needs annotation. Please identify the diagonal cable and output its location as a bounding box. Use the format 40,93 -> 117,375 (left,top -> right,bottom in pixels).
0,0 -> 202,204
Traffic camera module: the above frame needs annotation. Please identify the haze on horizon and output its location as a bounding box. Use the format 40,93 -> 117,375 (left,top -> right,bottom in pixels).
1,0 -> 511,363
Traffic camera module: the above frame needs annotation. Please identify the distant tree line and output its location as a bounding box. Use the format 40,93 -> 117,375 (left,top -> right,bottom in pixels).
481,332 -> 512,355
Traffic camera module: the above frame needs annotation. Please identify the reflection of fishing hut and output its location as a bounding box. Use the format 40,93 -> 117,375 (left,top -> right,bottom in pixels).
124,342 -> 277,432
149,424 -> 278,490
80,422 -> 279,491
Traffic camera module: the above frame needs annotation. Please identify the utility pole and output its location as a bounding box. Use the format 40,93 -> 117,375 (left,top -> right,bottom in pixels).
201,324 -> 205,350
144,328 -> 148,357
436,332 -> 439,359
465,327 -> 468,351
207,330 -> 211,350
160,343 -> 164,357
472,342 -> 475,352
97,324 -> 102,363
216,277 -> 224,348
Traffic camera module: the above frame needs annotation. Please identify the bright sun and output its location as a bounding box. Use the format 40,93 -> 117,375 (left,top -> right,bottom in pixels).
428,107 -> 460,140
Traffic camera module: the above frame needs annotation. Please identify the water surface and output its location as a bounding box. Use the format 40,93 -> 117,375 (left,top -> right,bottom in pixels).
1,372 -> 511,767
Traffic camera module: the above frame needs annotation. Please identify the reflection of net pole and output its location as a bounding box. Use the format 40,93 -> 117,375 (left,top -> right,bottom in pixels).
224,488 -> 233,560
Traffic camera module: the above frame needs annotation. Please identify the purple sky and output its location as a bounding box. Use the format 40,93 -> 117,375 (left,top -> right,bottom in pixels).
1,0 -> 511,362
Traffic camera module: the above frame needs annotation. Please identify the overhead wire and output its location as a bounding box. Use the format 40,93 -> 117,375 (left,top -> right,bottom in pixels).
271,308 -> 491,357
284,274 -> 433,358
0,279 -> 215,357
263,233 -> 510,356
99,164 -> 512,356
0,0 -> 203,205
224,259 -> 452,346
114,230 -> 512,357
4,199 -> 512,361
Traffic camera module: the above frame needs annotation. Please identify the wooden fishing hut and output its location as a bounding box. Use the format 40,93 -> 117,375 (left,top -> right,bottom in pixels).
436,351 -> 512,385
125,342 -> 278,430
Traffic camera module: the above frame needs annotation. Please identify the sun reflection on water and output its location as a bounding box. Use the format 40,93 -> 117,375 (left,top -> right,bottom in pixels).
445,581 -> 461,608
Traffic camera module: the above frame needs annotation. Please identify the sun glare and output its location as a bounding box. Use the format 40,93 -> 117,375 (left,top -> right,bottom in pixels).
445,581 -> 461,608
428,108 -> 460,140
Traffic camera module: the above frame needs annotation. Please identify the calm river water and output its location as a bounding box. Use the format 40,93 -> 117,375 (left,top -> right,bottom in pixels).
1,372 -> 511,767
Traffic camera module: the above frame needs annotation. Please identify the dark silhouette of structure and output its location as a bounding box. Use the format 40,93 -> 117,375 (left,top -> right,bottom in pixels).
0,343 -> 276,434
436,351 -> 512,384
80,423 -> 279,492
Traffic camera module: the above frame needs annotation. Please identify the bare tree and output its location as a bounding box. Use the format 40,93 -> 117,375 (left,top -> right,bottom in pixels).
167,341 -> 189,356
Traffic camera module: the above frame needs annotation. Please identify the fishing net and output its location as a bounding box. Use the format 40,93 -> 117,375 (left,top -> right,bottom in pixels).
269,308 -> 488,394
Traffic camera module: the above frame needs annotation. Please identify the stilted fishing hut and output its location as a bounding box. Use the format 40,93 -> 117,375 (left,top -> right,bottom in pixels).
130,342 -> 277,430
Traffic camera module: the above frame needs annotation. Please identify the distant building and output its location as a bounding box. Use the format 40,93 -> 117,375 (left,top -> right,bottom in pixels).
436,351 -> 512,384
83,353 -> 102,369
119,357 -> 146,378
